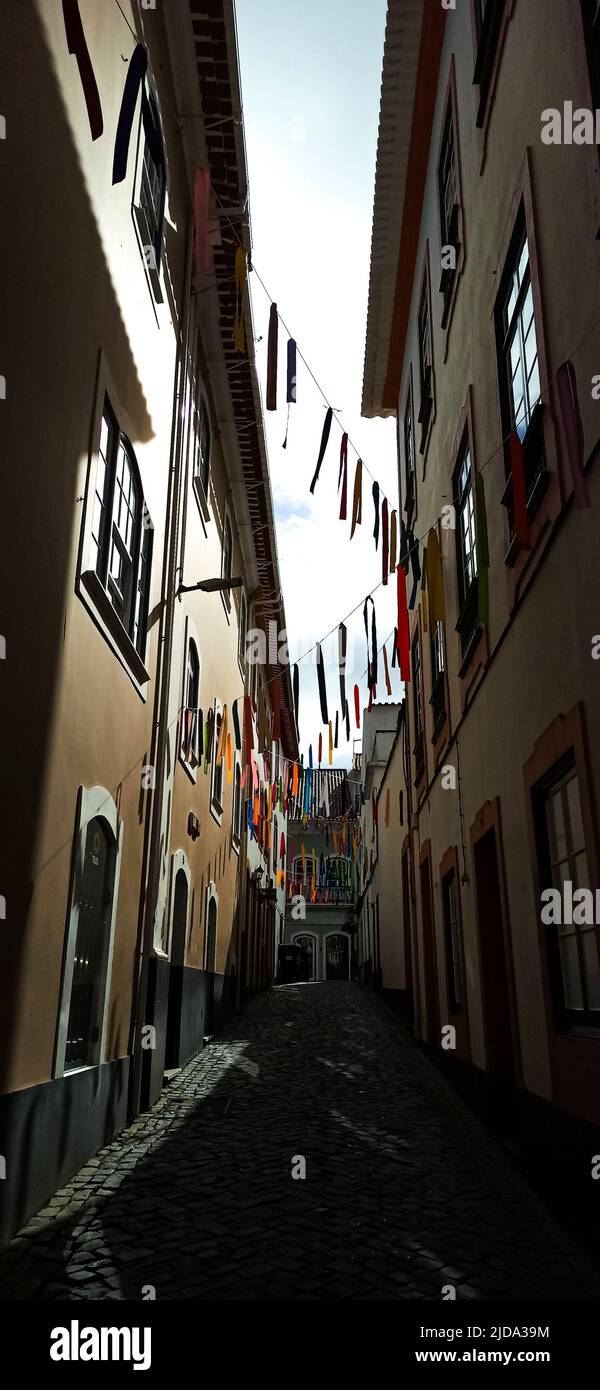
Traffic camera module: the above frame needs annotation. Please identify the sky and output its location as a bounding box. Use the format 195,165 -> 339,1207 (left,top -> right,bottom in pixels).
235,0 -> 400,765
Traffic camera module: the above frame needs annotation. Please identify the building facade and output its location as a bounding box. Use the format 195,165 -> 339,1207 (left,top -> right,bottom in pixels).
362,0 -> 600,1162
284,769 -> 360,981
0,0 -> 296,1245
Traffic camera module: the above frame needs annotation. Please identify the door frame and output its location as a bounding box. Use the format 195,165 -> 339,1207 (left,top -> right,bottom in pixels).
323,930 -> 351,980
54,785 -> 123,1078
419,839 -> 440,1044
291,930 -> 318,980
470,798 -> 523,1085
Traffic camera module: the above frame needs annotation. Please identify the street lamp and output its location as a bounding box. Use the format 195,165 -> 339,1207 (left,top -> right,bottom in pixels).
177,576 -> 244,595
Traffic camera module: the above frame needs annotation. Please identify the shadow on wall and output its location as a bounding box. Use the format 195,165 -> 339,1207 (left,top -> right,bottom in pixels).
0,4 -> 155,1093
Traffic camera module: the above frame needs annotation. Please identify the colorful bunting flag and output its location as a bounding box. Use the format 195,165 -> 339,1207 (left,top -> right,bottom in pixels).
316,642 -> 329,724
427,528 -> 445,623
113,44 -> 148,185
266,303 -> 278,410
382,498 -> 389,586
350,459 -> 363,537
310,407 -> 333,493
338,433 -> 348,520
557,360 -> 591,508
396,566 -> 410,682
372,482 -> 380,549
390,509 -> 397,574
507,431 -> 531,549
63,0 -> 103,141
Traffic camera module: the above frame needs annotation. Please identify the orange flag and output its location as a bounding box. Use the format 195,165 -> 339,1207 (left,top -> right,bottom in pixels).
292,762 -> 299,797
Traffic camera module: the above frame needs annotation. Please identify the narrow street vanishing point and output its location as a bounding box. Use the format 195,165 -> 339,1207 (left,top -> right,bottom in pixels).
0,983 -> 597,1303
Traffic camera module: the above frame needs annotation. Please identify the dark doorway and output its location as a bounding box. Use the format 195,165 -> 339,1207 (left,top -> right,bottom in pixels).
420,854 -> 440,1043
205,895 -> 218,1033
65,817 -> 115,1070
401,847 -> 414,1031
326,933 -> 349,980
165,868 -> 188,1069
473,828 -> 515,1078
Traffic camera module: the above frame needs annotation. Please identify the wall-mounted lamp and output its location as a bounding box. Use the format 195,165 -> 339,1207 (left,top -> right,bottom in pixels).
177,576 -> 244,596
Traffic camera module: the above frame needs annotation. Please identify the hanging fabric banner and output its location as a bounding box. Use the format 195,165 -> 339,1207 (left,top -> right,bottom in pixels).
63,0 -> 103,140
292,761 -> 299,797
372,482 -> 380,549
390,509 -> 397,574
232,699 -> 241,751
337,432 -> 348,520
272,673 -> 281,741
309,744 -> 313,770
421,546 -> 428,634
316,642 -> 329,724
216,704 -> 228,764
557,360 -> 591,507
318,732 -> 323,766
280,831 -> 286,866
396,566 -> 410,682
350,458 -> 363,538
233,247 -> 246,352
227,734 -> 233,784
310,407 -> 333,493
243,694 -> 254,754
282,338 -> 297,448
382,498 -> 389,587
113,44 -> 148,185
266,303 -> 278,410
363,596 -> 378,695
334,710 -> 339,749
354,684 -> 361,728
383,642 -> 392,696
507,431 -> 531,549
338,622 -> 347,716
427,528 -> 445,623
292,662 -> 300,737
345,698 -> 350,743
328,720 -> 333,765
475,472 -> 490,626
391,628 -> 398,667
400,518 -> 410,574
408,532 -> 421,609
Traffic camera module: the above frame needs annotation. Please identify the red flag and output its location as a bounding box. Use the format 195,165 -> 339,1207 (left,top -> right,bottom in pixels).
243,694 -> 254,755
397,566 -> 410,681
354,684 -> 361,728
508,431 -> 531,550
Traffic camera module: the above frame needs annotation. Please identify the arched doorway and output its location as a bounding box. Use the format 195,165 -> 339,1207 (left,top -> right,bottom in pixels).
325,932 -> 350,981
166,867 -> 189,1068
65,815 -> 116,1070
292,932 -> 317,981
205,890 -> 218,1034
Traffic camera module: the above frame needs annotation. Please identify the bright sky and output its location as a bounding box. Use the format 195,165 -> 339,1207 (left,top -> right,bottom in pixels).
236,0 -> 401,765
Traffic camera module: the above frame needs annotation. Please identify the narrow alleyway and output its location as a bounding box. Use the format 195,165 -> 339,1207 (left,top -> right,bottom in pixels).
1,984 -> 597,1301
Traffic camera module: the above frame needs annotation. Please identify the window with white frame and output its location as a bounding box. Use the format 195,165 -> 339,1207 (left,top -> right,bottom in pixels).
211,703 -> 224,817
91,398 -> 153,657
498,218 -> 540,442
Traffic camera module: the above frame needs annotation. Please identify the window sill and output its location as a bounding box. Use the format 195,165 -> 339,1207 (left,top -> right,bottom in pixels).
78,569 -> 150,696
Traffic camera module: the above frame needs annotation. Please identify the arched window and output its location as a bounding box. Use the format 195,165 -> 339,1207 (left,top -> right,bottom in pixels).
181,638 -> 200,765
205,889 -> 218,973
211,703 -> 223,817
137,86 -> 166,276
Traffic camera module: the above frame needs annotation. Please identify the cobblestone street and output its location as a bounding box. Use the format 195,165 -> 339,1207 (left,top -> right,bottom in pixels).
1,983 -> 598,1301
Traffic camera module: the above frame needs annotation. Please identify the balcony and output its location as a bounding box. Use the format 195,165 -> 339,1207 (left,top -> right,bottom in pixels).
500,403 -> 549,566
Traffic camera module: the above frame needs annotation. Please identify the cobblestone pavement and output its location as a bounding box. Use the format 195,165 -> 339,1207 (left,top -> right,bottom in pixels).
1,983 -> 598,1301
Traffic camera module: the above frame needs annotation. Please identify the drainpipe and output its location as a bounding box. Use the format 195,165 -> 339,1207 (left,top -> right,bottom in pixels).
130,215 -> 194,1118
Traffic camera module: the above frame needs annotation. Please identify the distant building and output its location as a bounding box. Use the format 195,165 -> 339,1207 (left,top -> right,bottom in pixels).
283,769 -> 361,981
357,703 -> 412,1024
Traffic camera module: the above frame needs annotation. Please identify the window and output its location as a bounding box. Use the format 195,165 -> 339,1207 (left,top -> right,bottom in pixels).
211,704 -> 223,817
581,2 -> 600,111
453,442 -> 479,662
429,621 -> 446,741
238,589 -> 247,670
181,638 -> 200,767
417,271 -> 433,448
442,871 -> 463,1011
473,0 -> 506,127
454,445 -> 478,607
534,759 -> 600,1029
232,760 -> 243,848
403,384 -> 416,522
222,516 -> 233,611
194,392 -> 211,500
496,211 -> 547,551
498,222 -> 540,442
135,86 -> 166,290
438,101 -> 460,320
412,631 -> 425,785
92,399 -> 153,658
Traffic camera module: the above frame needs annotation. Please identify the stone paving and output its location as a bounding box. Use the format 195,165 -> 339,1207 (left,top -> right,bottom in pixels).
0,982 -> 598,1301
